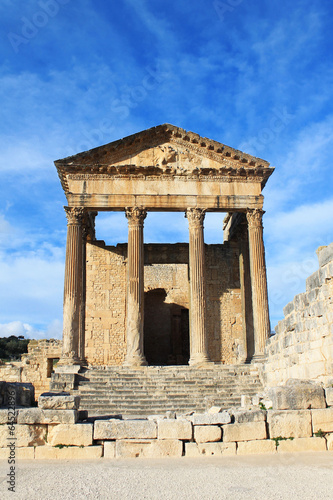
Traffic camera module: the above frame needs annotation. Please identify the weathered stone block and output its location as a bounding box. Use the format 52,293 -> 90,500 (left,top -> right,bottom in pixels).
317,243 -> 333,268
191,412 -> 231,426
48,423 -> 93,446
0,409 -> 18,424
147,439 -> 183,458
104,440 -> 116,458
6,383 -> 35,407
207,406 -> 223,414
194,425 -> 222,443
326,433 -> 333,451
17,408 -> 77,425
267,379 -> 326,410
185,442 -> 236,457
38,392 -> 80,410
311,408 -> 333,433
232,409 -> 266,424
237,439 -> 276,455
223,421 -> 267,442
325,387 -> 333,406
267,410 -> 312,438
306,270 -> 320,292
197,442 -> 236,456
240,395 -> 252,408
35,445 -> 102,459
0,446 -> 35,460
277,437 -> 327,453
94,419 -> 157,440
115,439 -> 152,458
0,424 -> 47,447
283,301 -> 294,317
158,419 -> 192,440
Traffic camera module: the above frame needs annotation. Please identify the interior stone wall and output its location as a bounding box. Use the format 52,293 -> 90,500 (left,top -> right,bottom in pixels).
85,241 -> 244,366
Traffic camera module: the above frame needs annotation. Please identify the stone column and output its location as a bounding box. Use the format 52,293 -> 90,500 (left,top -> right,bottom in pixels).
186,208 -> 210,365
59,207 -> 85,366
246,209 -> 270,360
124,207 -> 147,367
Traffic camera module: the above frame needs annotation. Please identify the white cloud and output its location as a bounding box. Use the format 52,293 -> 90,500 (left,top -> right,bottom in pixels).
0,319 -> 62,340
265,197 -> 333,328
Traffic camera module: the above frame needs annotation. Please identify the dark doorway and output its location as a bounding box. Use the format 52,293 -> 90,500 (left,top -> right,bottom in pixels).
144,288 -> 190,365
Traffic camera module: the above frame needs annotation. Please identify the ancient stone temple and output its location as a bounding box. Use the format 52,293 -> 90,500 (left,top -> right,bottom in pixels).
54,124 -> 274,372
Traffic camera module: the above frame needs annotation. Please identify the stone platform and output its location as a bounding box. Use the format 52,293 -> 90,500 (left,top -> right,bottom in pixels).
63,364 -> 263,416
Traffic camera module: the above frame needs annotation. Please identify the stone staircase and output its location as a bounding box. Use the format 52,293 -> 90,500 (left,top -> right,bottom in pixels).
72,364 -> 263,416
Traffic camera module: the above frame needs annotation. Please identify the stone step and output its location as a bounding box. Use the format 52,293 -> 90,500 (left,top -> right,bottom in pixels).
72,364 -> 263,415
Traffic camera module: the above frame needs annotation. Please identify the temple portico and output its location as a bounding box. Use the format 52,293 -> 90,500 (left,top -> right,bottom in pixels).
55,124 -> 274,369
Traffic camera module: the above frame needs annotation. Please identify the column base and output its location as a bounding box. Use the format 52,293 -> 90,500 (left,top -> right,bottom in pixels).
56,353 -> 81,369
123,354 -> 148,367
251,354 -> 266,363
189,353 -> 211,367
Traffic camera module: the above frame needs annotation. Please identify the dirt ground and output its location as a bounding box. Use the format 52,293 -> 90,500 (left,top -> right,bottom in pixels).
1,451 -> 333,500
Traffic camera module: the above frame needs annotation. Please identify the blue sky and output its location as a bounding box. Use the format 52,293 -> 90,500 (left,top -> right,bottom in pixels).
0,0 -> 333,339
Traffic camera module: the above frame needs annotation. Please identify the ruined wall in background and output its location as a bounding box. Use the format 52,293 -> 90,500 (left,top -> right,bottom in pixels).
263,243 -> 333,386
0,339 -> 62,400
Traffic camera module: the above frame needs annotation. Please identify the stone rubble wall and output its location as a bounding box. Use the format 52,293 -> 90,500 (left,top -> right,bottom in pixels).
263,243 -> 333,386
0,340 -> 62,400
0,390 -> 332,460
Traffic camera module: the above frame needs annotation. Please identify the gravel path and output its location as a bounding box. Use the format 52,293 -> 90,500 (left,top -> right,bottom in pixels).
1,452 -> 333,500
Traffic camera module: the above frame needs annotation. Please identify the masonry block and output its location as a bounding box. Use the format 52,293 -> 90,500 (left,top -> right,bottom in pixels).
223,421 -> 267,442
197,442 -> 236,456
0,424 -> 47,447
17,408 -> 78,425
277,437 -> 327,453
237,440 -> 276,455
94,419 -> 157,440
115,439 -> 152,458
48,423 -> 93,446
311,408 -> 333,433
0,409 -> 18,424
191,412 -> 231,426
231,409 -> 266,424
148,439 -> 183,458
103,440 -> 116,458
326,433 -> 333,451
0,446 -> 35,460
185,442 -> 236,457
194,425 -> 222,443
267,379 -> 326,410
158,419 -> 192,440
325,387 -> 333,406
38,392 -> 80,410
267,410 -> 312,438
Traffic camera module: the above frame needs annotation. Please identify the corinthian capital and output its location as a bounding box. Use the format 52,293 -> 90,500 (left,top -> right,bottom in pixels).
185,208 -> 206,228
125,207 -> 147,225
246,209 -> 264,229
64,207 -> 85,225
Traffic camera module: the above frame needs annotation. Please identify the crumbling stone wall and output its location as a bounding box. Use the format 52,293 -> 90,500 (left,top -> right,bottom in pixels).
84,241 -> 244,366
263,243 -> 333,386
0,340 -> 62,400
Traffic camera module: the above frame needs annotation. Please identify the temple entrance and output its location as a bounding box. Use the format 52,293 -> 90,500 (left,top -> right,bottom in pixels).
144,288 -> 190,365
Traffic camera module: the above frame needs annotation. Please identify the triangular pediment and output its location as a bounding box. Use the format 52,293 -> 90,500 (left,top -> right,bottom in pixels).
55,124 -> 274,195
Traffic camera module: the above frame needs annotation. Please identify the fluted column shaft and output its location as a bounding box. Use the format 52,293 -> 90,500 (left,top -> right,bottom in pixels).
186,208 -> 210,365
247,209 -> 270,359
124,207 -> 147,366
60,207 -> 85,365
